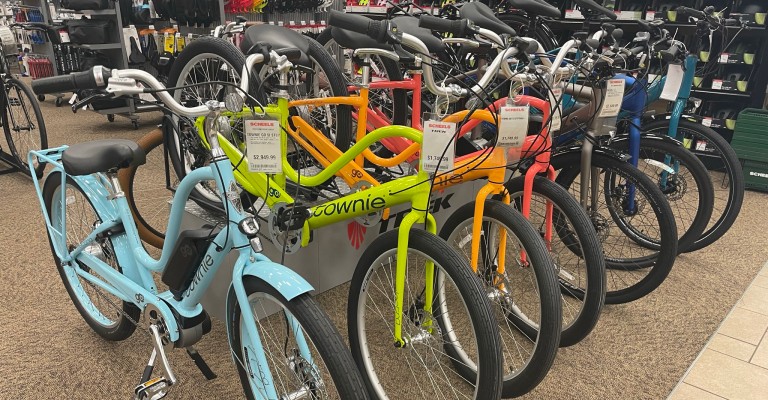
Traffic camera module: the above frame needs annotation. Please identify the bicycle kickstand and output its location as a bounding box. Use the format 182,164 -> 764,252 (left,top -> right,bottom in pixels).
134,324 -> 178,400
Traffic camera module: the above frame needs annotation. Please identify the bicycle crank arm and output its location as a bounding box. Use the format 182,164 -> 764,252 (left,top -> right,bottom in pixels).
134,324 -> 178,400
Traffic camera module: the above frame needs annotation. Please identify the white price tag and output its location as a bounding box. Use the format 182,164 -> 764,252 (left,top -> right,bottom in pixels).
422,119 -> 456,173
660,64 -> 684,101
719,53 -> 729,63
245,119 -> 282,173
702,117 -> 712,127
498,105 -> 529,148
696,140 -> 708,151
548,86 -> 563,132
599,78 -> 625,117
645,11 -> 655,21
712,79 -> 723,90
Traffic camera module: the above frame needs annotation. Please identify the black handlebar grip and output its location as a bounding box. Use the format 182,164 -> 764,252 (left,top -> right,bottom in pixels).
630,46 -> 646,55
573,0 -> 618,20
418,15 -> 469,37
328,10 -> 389,43
724,18 -> 739,26
660,43 -> 681,62
31,67 -> 111,95
676,6 -> 705,19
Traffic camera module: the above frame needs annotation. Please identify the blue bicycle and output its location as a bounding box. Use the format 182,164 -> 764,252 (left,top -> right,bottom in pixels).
28,60 -> 368,399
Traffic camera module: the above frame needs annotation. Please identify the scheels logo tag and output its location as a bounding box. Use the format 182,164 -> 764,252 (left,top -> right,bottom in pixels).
749,171 -> 768,178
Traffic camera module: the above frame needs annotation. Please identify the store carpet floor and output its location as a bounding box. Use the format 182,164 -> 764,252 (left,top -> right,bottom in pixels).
1,97 -> 767,399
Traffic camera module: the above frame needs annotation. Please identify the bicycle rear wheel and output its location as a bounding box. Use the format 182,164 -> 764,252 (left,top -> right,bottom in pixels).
228,277 -> 369,399
43,172 -> 140,340
3,77 -> 47,178
553,151 -> 678,304
642,119 -> 744,251
349,228 -> 503,399
440,199 -> 562,397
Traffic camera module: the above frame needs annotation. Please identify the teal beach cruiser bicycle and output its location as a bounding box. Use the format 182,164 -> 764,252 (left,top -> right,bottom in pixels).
28,62 -> 368,400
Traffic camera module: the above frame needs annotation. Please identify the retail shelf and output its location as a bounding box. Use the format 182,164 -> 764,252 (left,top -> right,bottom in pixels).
70,43 -> 123,50
690,88 -> 751,98
59,8 -> 116,15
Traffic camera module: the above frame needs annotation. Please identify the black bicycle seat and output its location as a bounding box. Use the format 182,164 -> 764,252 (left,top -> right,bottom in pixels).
460,2 -> 517,36
330,26 -> 394,51
507,0 -> 561,18
62,139 -> 146,176
241,24 -> 311,66
392,16 -> 444,53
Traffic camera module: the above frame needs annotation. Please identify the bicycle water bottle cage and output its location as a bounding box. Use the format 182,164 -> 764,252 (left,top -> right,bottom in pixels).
163,225 -> 221,300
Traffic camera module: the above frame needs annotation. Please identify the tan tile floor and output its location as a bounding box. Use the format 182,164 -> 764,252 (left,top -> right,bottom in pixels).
669,262 -> 768,400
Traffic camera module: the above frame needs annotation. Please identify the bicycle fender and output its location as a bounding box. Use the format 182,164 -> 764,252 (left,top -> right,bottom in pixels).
610,133 -> 684,148
552,143 -> 632,163
241,260 -> 315,301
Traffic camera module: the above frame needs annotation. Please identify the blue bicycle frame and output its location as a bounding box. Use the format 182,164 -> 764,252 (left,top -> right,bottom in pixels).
28,145 -> 315,399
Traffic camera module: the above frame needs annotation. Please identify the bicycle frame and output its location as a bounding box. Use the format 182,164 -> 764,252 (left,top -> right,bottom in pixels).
28,145 -> 316,398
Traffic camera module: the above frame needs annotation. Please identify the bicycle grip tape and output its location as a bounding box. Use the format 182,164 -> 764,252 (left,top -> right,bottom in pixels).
328,10 -> 389,43
419,15 -> 468,37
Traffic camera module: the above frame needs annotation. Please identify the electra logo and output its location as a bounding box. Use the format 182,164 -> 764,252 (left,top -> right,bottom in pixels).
750,171 -> 768,178
347,221 -> 367,249
185,254 -> 214,295
378,194 -> 454,234
312,194 -> 386,217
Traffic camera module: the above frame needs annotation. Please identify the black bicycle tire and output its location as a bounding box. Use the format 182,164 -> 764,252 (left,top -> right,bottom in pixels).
43,172 -> 140,340
3,77 -> 47,178
552,151 -> 678,304
348,228 -> 504,399
609,138 -> 714,253
504,175 -> 606,347
643,119 -> 744,251
439,200 -> 561,397
228,276 -> 370,400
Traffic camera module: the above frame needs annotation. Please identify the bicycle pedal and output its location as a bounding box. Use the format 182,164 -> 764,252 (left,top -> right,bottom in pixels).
134,377 -> 171,400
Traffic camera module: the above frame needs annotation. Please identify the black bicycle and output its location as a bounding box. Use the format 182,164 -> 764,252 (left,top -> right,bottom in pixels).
0,23 -> 48,178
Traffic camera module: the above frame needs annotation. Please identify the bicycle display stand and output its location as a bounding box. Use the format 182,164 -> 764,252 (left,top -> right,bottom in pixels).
187,179 -> 483,320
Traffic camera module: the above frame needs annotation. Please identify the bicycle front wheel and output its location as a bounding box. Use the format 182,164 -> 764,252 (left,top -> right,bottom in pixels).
441,199 -> 562,397
553,151 -> 679,304
643,119 -> 744,251
43,172 -> 140,340
609,138 -> 714,253
349,228 -> 503,399
229,277 -> 369,400
3,77 -> 47,178
504,175 -> 606,347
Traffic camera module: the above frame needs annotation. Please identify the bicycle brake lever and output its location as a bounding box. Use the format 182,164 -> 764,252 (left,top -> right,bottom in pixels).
71,93 -> 113,113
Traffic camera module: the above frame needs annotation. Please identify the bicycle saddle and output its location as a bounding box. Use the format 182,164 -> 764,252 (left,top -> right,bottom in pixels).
459,2 -> 517,36
391,16 -> 444,54
330,26 -> 393,52
507,0 -> 561,18
240,24 -> 311,66
62,139 -> 146,176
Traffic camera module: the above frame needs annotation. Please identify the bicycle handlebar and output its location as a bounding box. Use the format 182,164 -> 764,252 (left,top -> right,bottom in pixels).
572,0 -> 618,20
418,15 -> 471,37
676,6 -> 706,20
31,67 -> 112,94
328,10 -> 391,43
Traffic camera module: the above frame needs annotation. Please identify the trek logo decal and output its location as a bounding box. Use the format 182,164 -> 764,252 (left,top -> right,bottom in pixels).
347,221 -> 367,250
312,194 -> 386,217
378,194 -> 454,234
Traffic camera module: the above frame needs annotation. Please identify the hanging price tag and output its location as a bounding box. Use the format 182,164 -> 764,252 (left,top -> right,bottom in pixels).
599,78 -> 625,117
711,79 -> 723,90
719,53 -> 729,63
422,118 -> 456,173
245,119 -> 282,173
498,104 -> 529,148
702,117 -> 713,127
645,10 -> 655,21
548,86 -> 563,132
660,63 -> 684,101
